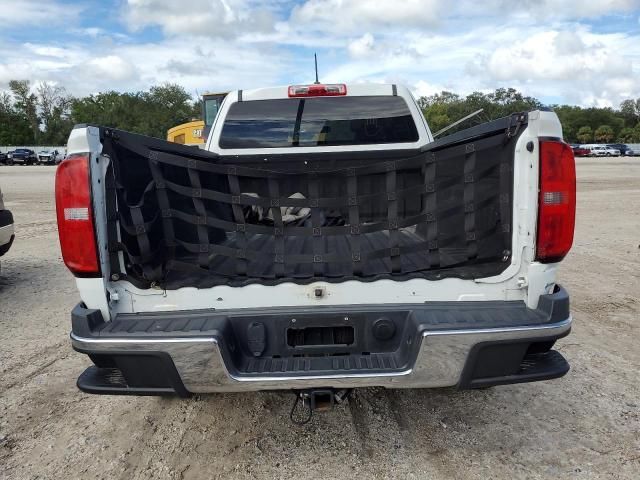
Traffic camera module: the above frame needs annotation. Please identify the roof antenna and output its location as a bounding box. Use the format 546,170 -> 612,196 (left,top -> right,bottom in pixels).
314,53 -> 320,84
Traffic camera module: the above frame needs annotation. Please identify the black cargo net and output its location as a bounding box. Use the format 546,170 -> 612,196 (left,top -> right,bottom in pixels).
102,118 -> 521,290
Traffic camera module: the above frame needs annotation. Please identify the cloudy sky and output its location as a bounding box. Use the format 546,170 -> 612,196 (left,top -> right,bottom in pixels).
1,0 -> 639,107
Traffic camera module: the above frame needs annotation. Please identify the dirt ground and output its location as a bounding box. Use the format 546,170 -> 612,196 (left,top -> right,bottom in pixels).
0,159 -> 638,480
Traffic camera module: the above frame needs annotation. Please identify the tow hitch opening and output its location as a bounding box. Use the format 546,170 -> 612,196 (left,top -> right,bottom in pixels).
290,388 -> 352,424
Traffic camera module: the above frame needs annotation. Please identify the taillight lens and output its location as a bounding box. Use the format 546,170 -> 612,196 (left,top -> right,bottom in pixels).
55,154 -> 101,276
536,140 -> 576,263
288,84 -> 347,97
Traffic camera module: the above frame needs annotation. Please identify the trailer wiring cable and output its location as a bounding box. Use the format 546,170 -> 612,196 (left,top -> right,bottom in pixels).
290,392 -> 313,425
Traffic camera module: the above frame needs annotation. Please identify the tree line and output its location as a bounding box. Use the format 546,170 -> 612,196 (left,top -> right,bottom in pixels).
418,88 -> 640,143
0,80 -> 200,146
2,81 -> 640,146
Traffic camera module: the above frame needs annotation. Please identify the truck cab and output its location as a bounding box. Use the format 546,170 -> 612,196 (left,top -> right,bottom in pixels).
57,83 -> 575,399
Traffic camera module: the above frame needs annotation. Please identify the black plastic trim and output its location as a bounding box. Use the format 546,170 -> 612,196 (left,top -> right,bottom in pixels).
538,136 -> 563,142
459,349 -> 570,389
73,350 -> 191,397
71,303 -> 106,337
424,112 -> 528,151
0,234 -> 14,257
536,284 -> 570,323
77,366 -> 177,396
457,289 -> 571,390
0,209 -> 14,228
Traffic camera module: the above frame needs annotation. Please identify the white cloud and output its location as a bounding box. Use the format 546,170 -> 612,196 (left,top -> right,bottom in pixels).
86,55 -> 138,82
348,33 -> 376,58
447,0 -> 640,22
474,29 -> 639,105
553,31 -> 586,55
514,0 -> 640,19
0,0 -> 82,26
0,0 -> 639,108
0,34 -> 292,97
291,0 -> 442,34
124,0 -> 275,38
413,80 -> 448,98
24,44 -> 77,60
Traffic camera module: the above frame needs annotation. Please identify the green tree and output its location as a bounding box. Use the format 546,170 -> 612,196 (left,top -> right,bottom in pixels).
422,103 -> 451,134
0,91 -> 33,145
554,105 -> 586,143
71,83 -> 198,139
417,91 -> 461,111
619,99 -> 640,127
577,126 -> 593,144
553,105 -> 624,142
594,125 -> 614,143
71,91 -> 147,133
8,80 -> 38,143
3,78 -> 639,147
138,84 -> 200,138
417,88 -> 541,137
36,82 -> 75,145
487,87 -> 542,116
618,127 -> 635,143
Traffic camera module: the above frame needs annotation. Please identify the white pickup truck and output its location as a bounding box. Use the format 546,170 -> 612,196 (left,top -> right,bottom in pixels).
588,145 -> 620,157
56,83 -> 575,406
38,149 -> 65,165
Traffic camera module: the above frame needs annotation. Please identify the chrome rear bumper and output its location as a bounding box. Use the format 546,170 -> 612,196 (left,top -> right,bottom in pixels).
71,317 -> 571,393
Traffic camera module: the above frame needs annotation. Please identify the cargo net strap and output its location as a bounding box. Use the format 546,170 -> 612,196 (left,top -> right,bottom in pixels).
103,130 -> 514,289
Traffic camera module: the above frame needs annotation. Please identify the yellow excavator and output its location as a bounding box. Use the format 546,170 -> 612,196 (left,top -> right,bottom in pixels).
167,92 -> 227,146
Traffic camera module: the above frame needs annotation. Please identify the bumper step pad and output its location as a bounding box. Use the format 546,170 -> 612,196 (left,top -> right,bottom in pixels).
78,366 -> 176,396
76,353 -> 191,397
464,350 -> 570,389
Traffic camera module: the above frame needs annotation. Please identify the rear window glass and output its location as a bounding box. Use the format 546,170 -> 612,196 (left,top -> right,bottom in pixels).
219,96 -> 419,149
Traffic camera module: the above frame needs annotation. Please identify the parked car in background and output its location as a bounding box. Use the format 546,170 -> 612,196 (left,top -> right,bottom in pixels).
6,148 -> 37,165
625,146 -> 639,156
0,184 -> 15,271
38,150 -> 64,165
589,145 -> 620,157
0,152 -> 7,164
606,144 -> 631,156
571,145 -> 591,157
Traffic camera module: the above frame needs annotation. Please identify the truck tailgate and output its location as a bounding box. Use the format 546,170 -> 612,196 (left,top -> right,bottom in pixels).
100,114 -> 524,290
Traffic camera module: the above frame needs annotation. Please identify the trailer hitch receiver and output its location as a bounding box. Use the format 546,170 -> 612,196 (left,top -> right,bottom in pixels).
290,388 -> 352,424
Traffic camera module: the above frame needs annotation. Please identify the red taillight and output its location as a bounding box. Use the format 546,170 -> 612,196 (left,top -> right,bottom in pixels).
536,140 -> 576,263
55,154 -> 101,276
288,84 -> 347,97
